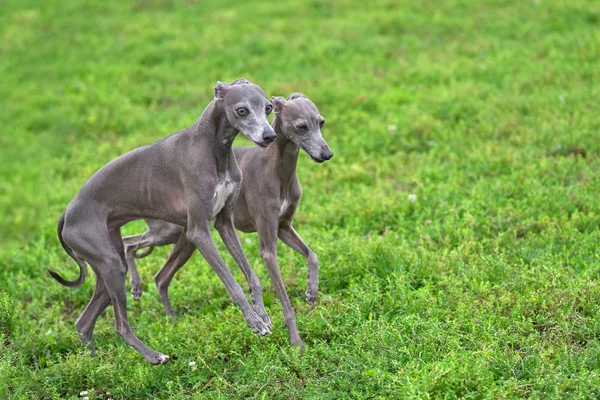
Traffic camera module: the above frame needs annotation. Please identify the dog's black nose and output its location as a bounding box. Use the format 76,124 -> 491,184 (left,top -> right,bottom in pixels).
321,149 -> 333,161
262,130 -> 276,143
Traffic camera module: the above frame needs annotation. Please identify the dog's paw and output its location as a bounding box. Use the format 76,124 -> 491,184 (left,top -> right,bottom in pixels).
291,337 -> 305,352
245,310 -> 272,336
158,354 -> 170,364
87,346 -> 98,358
253,305 -> 272,328
131,283 -> 143,301
147,352 -> 170,365
305,287 -> 318,308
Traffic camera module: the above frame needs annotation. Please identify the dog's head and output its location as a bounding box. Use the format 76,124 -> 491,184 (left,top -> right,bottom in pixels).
270,93 -> 332,163
214,79 -> 275,147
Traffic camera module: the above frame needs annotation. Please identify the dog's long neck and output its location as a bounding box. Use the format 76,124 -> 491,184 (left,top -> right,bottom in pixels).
192,100 -> 238,174
264,116 -> 299,185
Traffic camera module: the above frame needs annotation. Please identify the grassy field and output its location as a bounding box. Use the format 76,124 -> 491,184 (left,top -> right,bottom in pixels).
1,0 -> 600,398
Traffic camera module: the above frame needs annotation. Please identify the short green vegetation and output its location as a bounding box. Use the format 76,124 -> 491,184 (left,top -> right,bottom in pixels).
1,0 -> 599,398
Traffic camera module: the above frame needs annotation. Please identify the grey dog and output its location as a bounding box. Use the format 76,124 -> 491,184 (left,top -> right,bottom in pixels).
49,79 -> 276,364
123,93 -> 332,347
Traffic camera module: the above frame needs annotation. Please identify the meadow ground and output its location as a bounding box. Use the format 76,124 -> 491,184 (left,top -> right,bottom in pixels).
1,0 -> 600,398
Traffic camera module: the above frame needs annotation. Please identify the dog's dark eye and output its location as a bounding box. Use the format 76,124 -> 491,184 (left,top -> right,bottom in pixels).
319,119 -> 325,128
237,107 -> 249,116
297,124 -> 308,131
265,104 -> 273,114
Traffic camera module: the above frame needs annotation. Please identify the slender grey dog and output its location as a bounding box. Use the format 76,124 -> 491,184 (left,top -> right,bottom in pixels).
123,93 -> 332,347
49,79 -> 276,364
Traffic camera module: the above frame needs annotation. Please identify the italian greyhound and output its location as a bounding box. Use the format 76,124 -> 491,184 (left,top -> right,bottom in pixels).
48,79 -> 276,364
123,93 -> 332,347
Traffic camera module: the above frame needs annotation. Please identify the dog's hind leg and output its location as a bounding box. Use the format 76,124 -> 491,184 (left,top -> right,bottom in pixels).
60,217 -> 112,357
67,221 -> 168,364
153,233 -> 196,318
124,222 -> 183,301
123,233 -> 146,301
105,227 -> 170,364
75,274 -> 111,356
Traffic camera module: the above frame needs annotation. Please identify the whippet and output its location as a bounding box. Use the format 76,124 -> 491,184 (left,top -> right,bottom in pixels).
123,93 -> 332,347
49,79 -> 276,364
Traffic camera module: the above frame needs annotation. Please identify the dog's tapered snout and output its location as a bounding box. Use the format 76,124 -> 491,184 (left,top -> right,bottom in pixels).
262,128 -> 276,143
321,148 -> 333,161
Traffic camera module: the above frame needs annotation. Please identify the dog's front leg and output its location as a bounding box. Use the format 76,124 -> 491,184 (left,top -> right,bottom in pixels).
214,211 -> 271,328
257,217 -> 304,348
278,224 -> 319,307
186,217 -> 271,336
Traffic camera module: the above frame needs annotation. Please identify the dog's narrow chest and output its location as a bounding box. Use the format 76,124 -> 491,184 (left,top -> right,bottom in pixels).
212,178 -> 236,218
279,198 -> 290,218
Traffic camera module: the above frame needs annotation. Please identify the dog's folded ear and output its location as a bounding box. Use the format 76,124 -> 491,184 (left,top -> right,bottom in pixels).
230,78 -> 250,86
214,81 -> 231,100
287,92 -> 307,101
271,96 -> 287,114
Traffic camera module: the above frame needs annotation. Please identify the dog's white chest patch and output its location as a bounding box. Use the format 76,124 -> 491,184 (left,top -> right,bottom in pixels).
279,198 -> 289,218
212,179 -> 235,218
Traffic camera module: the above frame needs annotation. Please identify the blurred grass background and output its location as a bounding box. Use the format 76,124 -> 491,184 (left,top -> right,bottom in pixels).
1,0 -> 600,398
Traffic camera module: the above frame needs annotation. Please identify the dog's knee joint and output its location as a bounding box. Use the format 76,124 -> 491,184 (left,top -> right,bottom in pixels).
284,314 -> 297,326
154,277 -> 168,293
307,252 -> 318,267
115,325 -> 132,338
260,250 -> 277,264
213,218 -> 227,232
186,230 -> 207,248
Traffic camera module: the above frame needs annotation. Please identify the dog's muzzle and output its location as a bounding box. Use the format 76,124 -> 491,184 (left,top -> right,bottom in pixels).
262,128 -> 276,143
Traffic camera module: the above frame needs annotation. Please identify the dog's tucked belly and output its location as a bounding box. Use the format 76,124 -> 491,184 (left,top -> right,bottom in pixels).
212,180 -> 235,218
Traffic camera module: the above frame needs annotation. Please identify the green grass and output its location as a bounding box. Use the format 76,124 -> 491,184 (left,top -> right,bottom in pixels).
1,0 -> 600,398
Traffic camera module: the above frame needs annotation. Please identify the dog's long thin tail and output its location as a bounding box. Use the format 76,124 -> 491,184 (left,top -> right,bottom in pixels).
48,212 -> 88,288
128,229 -> 154,259
134,246 -> 154,259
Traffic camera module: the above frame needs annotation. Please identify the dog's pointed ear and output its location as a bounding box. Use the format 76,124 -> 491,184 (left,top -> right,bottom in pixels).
230,78 -> 250,85
271,96 -> 287,114
214,81 -> 231,100
287,92 -> 307,101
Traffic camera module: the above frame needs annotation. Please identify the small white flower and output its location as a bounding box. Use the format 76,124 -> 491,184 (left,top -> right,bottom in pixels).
387,124 -> 397,132
408,194 -> 417,202
189,361 -> 196,367
83,397 -> 89,400
80,391 -> 88,396
428,140 -> 435,146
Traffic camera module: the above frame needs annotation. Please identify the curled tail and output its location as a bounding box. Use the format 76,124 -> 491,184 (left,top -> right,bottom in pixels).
125,230 -> 154,259
134,246 -> 154,259
48,212 -> 88,288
